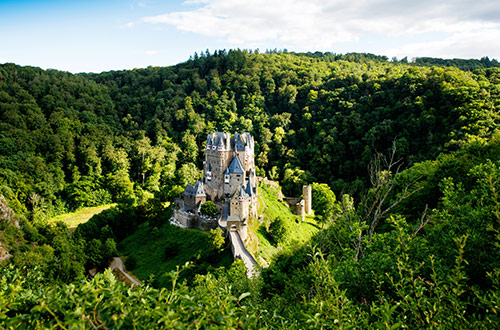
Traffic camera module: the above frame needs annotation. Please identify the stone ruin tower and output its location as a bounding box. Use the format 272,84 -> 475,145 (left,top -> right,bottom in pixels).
303,185 -> 312,215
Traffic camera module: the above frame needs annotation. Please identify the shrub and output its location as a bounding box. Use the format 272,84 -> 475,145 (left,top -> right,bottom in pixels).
200,201 -> 218,217
208,228 -> 225,252
268,217 -> 287,245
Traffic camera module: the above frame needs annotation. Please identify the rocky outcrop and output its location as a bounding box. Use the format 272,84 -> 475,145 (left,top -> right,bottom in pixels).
0,195 -> 17,262
0,242 -> 12,262
0,195 -> 19,228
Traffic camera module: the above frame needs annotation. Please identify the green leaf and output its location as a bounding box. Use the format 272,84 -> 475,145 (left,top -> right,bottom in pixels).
390,322 -> 401,330
238,292 -> 251,302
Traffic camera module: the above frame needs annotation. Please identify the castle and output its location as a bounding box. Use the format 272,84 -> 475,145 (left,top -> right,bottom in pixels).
171,132 -> 258,240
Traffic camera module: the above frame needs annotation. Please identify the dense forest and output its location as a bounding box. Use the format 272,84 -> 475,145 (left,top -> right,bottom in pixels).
1,51 -> 500,328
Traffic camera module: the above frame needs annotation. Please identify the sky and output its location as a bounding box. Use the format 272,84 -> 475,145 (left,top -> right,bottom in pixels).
1,0 -> 500,73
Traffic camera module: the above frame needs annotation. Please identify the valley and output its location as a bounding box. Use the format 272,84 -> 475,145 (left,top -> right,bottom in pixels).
1,51 -> 500,328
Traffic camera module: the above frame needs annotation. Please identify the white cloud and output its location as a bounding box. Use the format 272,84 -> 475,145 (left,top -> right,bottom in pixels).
145,50 -> 158,56
121,21 -> 136,29
0,58 -> 6,64
131,0 -> 148,9
136,0 -> 500,52
385,29 -> 500,60
140,0 -> 356,49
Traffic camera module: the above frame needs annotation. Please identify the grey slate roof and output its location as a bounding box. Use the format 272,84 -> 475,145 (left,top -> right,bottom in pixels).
184,180 -> 206,197
234,132 -> 245,151
206,131 -> 252,153
217,136 -> 225,150
209,132 -> 229,148
238,185 -> 248,200
228,155 -> 244,174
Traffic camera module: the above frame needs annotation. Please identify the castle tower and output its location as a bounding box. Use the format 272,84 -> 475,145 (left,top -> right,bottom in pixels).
203,131 -> 257,219
303,185 -> 312,215
173,131 -> 257,234
204,132 -> 232,200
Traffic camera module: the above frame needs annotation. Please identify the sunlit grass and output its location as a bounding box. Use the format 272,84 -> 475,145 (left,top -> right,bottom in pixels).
48,204 -> 117,229
118,223 -> 233,287
249,181 -> 319,266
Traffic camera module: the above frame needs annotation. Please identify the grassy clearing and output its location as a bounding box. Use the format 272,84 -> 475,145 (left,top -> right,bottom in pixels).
48,204 -> 117,229
249,182 -> 319,266
118,223 -> 233,287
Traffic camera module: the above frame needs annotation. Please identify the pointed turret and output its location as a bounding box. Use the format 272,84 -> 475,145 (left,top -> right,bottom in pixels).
245,176 -> 254,196
250,168 -> 257,194
238,185 -> 246,202
234,132 -> 245,151
206,135 -> 212,150
217,136 -> 225,152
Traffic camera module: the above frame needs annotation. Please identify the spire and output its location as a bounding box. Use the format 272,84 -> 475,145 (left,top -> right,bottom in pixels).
206,135 -> 212,150
234,133 -> 245,151
217,136 -> 225,152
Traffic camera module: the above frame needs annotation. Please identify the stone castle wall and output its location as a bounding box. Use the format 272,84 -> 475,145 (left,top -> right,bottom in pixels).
171,209 -> 218,230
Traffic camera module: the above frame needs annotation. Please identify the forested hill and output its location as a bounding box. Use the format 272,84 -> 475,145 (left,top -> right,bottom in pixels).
2,51 -> 500,328
1,51 -> 499,218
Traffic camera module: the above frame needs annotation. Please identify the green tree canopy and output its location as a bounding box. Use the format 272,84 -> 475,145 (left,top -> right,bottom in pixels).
200,201 -> 218,217
311,182 -> 340,226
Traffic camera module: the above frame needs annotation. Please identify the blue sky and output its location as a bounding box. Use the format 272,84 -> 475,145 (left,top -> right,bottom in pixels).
1,0 -> 500,73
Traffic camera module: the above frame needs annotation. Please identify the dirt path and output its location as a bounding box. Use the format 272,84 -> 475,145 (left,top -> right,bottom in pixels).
109,257 -> 141,286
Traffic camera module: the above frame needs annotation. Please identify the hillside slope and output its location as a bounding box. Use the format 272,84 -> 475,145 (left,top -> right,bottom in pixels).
1,52 -> 500,328
2,52 -> 500,221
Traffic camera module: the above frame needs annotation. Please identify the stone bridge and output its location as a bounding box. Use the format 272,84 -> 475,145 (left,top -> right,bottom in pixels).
219,203 -> 259,277
228,230 -> 259,277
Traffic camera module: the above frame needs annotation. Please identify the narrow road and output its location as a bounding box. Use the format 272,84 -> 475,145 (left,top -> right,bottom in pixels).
109,257 -> 141,286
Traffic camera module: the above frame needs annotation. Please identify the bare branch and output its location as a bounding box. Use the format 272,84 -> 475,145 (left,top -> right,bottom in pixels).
367,168 -> 422,237
411,204 -> 435,238
357,141 -> 427,259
